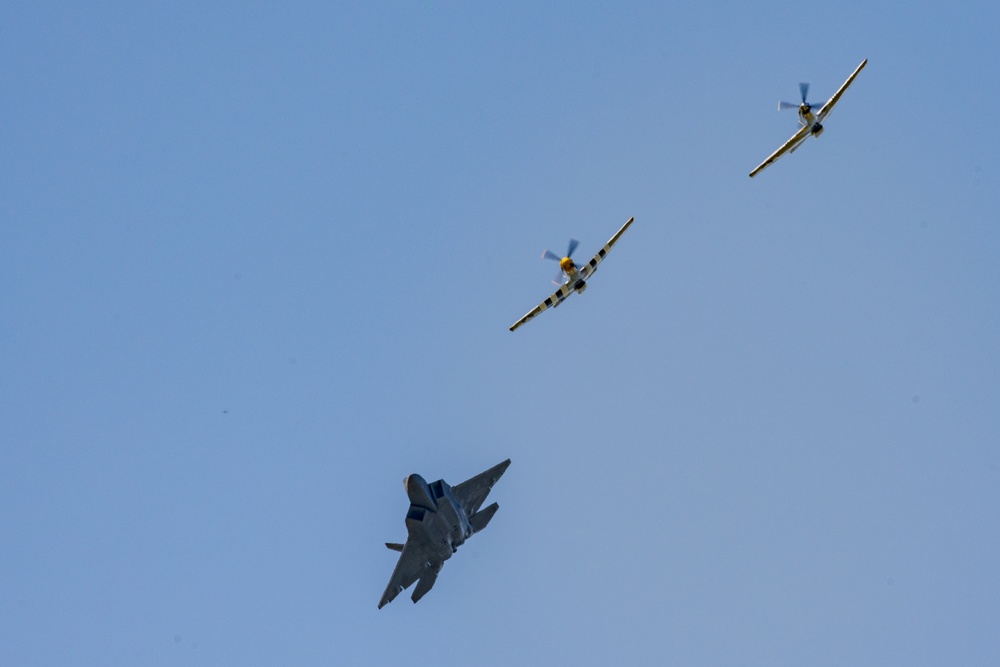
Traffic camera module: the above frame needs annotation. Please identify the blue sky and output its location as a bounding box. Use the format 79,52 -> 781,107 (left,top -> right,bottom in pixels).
2,2 -> 998,665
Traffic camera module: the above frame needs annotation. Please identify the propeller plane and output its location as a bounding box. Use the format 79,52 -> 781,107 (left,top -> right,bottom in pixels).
749,59 -> 867,178
508,216 -> 634,332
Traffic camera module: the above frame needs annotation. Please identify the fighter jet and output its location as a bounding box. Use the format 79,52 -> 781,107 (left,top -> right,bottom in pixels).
378,459 -> 511,609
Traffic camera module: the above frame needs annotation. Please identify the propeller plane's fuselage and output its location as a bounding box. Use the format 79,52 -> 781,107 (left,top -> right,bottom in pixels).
797,105 -> 816,127
557,257 -> 587,297
791,105 -> 824,153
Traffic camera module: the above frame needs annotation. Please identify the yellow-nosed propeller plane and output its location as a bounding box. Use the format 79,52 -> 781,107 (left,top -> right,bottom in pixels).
509,216 -> 634,332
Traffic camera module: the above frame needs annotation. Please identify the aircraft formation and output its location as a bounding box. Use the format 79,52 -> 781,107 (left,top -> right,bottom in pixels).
379,58 -> 867,608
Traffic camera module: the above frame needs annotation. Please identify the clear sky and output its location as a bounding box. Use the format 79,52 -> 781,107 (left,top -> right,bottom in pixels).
2,2 -> 998,665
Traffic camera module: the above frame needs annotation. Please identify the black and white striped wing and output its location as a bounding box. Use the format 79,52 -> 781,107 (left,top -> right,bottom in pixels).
578,216 -> 635,281
509,283 -> 574,332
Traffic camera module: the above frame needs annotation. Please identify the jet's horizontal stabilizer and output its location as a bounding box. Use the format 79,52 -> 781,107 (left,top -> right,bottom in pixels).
469,502 -> 499,533
385,542 -> 404,552
411,569 -> 438,604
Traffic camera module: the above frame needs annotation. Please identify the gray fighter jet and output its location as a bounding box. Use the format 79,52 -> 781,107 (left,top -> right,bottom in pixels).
378,459 -> 511,609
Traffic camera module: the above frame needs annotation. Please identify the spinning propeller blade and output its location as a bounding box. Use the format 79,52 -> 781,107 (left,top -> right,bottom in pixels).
567,239 -> 579,258
780,83 -> 819,111
542,249 -> 562,261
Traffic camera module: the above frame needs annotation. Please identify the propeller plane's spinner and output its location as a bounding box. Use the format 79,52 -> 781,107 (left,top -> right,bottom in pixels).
509,216 -> 634,332
749,59 -> 867,178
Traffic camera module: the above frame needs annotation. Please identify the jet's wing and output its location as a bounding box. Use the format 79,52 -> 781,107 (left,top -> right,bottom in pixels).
509,284 -> 574,332
817,59 -> 867,123
451,459 -> 511,516
379,540 -> 427,609
749,124 -> 811,178
578,216 -> 634,281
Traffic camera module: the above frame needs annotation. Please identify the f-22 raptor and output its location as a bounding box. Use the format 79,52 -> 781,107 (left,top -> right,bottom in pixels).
378,459 -> 511,609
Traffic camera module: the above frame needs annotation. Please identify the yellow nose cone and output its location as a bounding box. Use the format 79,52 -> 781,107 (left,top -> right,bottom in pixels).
560,257 -> 574,271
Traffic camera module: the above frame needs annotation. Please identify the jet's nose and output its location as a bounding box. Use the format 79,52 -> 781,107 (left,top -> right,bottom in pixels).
403,474 -> 426,492
403,474 -> 436,510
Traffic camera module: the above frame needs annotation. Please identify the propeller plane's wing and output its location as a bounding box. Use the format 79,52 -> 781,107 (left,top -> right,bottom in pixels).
817,59 -> 867,123
509,283 -> 574,332
579,216 -> 634,281
379,540 -> 429,609
749,124 -> 811,178
451,459 -> 511,516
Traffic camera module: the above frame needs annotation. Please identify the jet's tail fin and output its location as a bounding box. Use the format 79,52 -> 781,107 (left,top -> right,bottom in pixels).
468,502 -> 499,534
385,542 -> 404,552
411,569 -> 438,604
